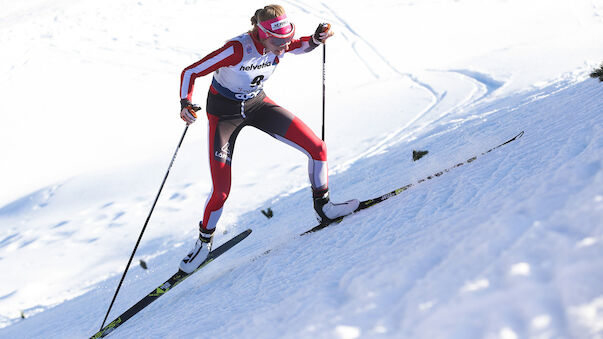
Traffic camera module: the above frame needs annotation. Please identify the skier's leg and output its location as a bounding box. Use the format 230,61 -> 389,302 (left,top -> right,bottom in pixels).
282,116 -> 329,191
252,95 -> 328,190
202,112 -> 242,233
251,95 -> 359,222
181,99 -> 245,273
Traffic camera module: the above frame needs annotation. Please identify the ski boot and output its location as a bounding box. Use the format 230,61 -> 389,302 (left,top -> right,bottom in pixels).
179,224 -> 214,274
313,188 -> 359,224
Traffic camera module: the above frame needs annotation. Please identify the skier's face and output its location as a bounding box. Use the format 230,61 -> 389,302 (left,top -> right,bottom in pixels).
264,39 -> 290,56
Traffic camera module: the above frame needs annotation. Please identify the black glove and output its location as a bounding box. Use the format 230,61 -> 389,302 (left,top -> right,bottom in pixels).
180,99 -> 201,124
312,23 -> 332,45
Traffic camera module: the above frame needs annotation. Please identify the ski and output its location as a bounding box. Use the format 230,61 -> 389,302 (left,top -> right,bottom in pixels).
90,229 -> 252,338
303,131 -> 524,234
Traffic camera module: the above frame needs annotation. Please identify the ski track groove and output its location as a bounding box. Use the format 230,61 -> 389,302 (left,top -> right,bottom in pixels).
286,0 -> 441,115
285,1 -> 515,174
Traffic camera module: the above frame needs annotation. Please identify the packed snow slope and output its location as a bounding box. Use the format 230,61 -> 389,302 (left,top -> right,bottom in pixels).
1,0 -> 603,338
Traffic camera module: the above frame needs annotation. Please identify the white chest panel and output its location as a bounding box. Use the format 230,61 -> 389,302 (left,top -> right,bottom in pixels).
213,34 -> 281,99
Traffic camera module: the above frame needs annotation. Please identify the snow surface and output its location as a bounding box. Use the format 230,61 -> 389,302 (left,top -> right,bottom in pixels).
1,0 -> 602,338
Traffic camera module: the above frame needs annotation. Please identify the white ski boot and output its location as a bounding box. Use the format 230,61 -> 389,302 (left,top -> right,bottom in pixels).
179,225 -> 214,274
313,188 -> 360,224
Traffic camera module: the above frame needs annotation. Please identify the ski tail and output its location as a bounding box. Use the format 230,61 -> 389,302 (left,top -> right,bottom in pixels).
90,229 -> 252,338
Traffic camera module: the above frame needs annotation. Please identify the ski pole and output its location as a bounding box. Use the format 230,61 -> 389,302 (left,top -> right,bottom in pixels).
99,124 -> 189,330
319,22 -> 330,141
322,42 -> 326,141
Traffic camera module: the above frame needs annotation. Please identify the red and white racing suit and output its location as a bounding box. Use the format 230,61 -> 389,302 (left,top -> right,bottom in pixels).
180,31 -> 327,232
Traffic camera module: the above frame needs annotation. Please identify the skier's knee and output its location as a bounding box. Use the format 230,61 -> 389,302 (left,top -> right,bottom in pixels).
208,190 -> 229,209
314,139 -> 327,160
216,191 -> 229,204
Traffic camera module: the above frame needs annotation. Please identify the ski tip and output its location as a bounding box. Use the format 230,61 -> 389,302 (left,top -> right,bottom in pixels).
517,131 -> 524,138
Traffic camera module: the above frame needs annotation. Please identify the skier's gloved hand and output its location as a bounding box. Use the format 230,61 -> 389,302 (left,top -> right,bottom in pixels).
180,99 -> 201,124
312,23 -> 333,45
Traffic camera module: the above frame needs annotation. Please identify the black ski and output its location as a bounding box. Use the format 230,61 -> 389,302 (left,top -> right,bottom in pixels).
303,131 -> 524,234
91,229 -> 252,338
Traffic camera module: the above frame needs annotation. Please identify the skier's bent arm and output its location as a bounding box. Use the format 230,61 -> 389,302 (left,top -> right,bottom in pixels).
180,40 -> 244,101
286,23 -> 333,55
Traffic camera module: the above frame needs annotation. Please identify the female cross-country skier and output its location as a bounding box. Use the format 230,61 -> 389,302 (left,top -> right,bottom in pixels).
178,4 -> 359,273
